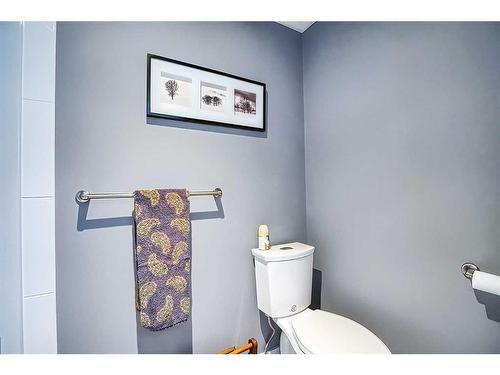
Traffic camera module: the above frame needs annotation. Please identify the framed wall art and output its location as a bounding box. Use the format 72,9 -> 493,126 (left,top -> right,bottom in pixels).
147,54 -> 266,131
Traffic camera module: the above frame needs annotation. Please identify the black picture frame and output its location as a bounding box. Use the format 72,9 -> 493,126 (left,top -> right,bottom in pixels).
146,54 -> 266,132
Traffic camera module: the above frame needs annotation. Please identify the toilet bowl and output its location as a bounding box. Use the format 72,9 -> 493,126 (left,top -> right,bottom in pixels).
275,308 -> 390,354
252,242 -> 390,354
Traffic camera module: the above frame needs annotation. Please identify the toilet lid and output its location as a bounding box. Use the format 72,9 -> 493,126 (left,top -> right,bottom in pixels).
291,310 -> 390,354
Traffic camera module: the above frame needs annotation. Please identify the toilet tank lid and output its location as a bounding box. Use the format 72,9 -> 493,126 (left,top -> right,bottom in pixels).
251,242 -> 314,262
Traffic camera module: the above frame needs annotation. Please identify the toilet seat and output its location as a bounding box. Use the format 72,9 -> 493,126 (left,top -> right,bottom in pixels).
290,309 -> 390,354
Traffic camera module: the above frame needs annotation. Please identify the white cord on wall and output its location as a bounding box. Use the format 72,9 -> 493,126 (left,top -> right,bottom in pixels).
263,315 -> 276,354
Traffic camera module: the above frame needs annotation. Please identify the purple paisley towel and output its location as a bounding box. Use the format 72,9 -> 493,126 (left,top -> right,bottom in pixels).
133,189 -> 191,331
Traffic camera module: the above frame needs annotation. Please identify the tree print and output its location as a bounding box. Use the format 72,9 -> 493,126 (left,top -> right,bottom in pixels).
234,90 -> 256,114
202,94 -> 223,108
240,98 -> 253,113
165,80 -> 179,100
202,95 -> 213,105
212,96 -> 222,106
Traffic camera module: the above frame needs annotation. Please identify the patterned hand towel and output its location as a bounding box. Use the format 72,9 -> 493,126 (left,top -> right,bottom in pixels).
133,189 -> 191,331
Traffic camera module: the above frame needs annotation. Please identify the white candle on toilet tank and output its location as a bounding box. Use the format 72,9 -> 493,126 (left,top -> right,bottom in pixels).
258,224 -> 270,250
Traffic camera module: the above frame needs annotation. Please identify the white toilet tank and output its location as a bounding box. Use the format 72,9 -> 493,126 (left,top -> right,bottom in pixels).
252,242 -> 315,318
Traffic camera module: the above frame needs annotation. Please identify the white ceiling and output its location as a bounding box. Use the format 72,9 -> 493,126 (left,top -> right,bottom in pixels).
277,22 -> 315,33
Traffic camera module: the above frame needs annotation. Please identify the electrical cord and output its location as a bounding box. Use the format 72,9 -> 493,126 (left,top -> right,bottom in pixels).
264,315 -> 276,354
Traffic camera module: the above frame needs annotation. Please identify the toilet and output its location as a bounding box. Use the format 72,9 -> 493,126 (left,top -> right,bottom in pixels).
252,242 -> 390,354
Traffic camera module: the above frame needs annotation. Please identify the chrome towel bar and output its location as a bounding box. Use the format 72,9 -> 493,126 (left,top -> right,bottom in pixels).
75,188 -> 222,203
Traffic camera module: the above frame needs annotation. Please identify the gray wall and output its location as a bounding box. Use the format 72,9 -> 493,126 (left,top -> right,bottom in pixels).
303,22 -> 500,353
55,22 -> 305,353
56,21 -> 500,355
0,22 -> 23,354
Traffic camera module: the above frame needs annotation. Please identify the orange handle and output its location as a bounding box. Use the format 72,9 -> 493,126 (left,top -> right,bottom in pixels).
227,338 -> 258,354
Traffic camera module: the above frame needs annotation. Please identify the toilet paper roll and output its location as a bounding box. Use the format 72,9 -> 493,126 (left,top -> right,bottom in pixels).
472,270 -> 500,296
